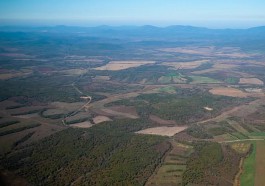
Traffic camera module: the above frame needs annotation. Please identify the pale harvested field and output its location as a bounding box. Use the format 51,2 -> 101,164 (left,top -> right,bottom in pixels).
93,116 -> 112,124
239,78 -> 264,85
94,60 -> 155,71
90,92 -> 140,109
209,87 -> 248,98
191,63 -> 239,74
109,106 -> 138,117
61,68 -> 87,75
136,126 -> 187,136
162,60 -> 209,69
70,121 -> 93,128
100,108 -> 139,119
149,115 -> 176,125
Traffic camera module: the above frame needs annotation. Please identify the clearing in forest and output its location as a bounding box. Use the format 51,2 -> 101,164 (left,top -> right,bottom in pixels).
93,116 -> 112,124
70,121 -> 93,128
209,87 -> 248,98
136,126 -> 187,136
146,141 -> 193,186
94,60 -> 155,71
239,78 -> 264,85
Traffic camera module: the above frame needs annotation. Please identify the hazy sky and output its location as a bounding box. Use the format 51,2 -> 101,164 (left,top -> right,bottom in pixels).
0,0 -> 265,28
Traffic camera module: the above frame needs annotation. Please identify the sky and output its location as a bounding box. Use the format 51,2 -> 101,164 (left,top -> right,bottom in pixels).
0,0 -> 265,28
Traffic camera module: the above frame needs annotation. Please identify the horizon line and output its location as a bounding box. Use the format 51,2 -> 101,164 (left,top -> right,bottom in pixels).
0,24 -> 265,30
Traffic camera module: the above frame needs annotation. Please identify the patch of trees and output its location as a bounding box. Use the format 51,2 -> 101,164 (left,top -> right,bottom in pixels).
206,121 -> 236,136
182,142 -> 223,185
1,119 -> 169,185
105,89 -> 246,125
182,142 -> 246,185
186,124 -> 213,139
111,65 -> 171,84
135,91 -> 243,124
65,117 -> 89,125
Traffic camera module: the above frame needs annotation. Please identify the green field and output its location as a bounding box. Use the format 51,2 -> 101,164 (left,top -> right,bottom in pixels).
147,141 -> 193,185
225,77 -> 239,84
249,132 -> 265,139
190,76 -> 221,84
158,86 -> 176,94
240,142 -> 256,186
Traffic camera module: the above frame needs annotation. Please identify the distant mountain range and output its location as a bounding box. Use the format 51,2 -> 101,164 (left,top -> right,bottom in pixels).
0,25 -> 265,43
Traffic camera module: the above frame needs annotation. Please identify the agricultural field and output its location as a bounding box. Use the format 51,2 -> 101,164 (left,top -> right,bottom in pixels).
146,141 -> 193,186
0,26 -> 265,185
255,140 -> 265,186
240,143 -> 256,186
94,60 -> 155,71
136,126 -> 187,136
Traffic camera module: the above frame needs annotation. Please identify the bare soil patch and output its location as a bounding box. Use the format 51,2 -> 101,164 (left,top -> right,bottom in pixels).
93,116 -> 112,124
209,87 -> 248,98
109,106 -> 138,117
61,68 -> 87,75
94,60 -> 155,71
70,121 -> 93,128
100,108 -> 139,119
136,126 -> 187,136
239,78 -> 264,85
